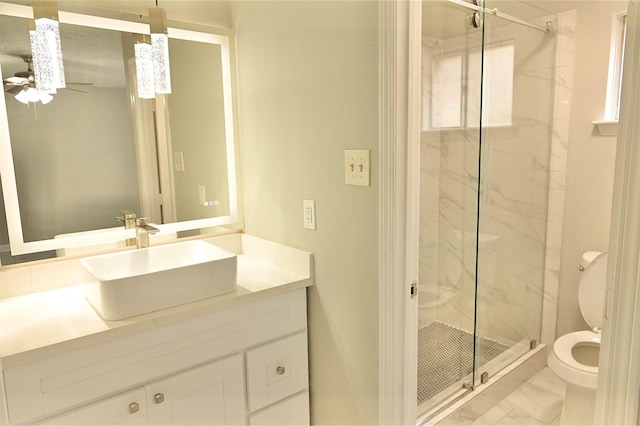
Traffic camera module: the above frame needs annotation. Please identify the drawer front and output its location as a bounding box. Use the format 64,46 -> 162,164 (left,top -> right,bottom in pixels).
246,332 -> 308,412
39,388 -> 147,426
249,392 -> 309,426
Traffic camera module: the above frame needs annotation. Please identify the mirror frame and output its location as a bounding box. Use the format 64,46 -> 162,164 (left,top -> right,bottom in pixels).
0,2 -> 239,256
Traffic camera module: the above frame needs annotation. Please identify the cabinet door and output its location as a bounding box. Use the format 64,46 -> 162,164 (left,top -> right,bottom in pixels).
146,355 -> 245,425
41,387 -> 147,426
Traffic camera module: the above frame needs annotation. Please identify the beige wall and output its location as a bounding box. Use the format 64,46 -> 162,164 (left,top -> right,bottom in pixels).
556,1 -> 625,336
230,1 -> 379,424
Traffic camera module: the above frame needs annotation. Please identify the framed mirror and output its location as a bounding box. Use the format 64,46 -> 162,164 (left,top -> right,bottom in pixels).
0,3 -> 240,259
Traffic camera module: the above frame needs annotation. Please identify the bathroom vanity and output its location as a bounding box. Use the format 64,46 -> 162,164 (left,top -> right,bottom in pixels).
0,234 -> 312,425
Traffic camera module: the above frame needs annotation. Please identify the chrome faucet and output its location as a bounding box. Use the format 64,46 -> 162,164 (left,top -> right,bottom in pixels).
116,210 -> 137,246
135,218 -> 159,249
116,210 -> 137,228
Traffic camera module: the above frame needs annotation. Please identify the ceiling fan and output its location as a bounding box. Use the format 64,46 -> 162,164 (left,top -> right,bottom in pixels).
2,55 -> 93,104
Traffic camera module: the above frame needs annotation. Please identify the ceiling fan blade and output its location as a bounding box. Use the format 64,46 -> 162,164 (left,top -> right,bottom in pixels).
62,87 -> 88,93
6,86 -> 23,94
4,76 -> 27,84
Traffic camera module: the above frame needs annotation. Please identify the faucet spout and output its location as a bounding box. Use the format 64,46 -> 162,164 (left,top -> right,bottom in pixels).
116,210 -> 138,247
135,218 -> 159,249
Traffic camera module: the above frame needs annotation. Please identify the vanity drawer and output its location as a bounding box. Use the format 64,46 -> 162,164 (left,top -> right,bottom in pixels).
249,391 -> 309,425
246,331 -> 309,412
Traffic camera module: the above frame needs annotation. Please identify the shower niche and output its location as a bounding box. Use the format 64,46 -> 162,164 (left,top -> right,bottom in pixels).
418,0 -> 557,415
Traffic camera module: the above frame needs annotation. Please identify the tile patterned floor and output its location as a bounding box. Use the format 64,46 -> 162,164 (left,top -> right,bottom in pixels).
471,367 -> 567,425
418,322 -> 510,405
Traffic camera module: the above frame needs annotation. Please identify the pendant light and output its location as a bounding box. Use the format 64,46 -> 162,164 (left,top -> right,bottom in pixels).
134,2 -> 172,98
29,0 -> 65,93
149,5 -> 171,94
134,34 -> 154,99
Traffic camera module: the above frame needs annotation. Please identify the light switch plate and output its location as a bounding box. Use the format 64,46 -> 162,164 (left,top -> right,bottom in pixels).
174,151 -> 185,172
345,150 -> 370,186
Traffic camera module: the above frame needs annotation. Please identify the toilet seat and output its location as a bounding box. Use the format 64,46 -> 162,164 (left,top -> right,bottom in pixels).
549,330 -> 600,389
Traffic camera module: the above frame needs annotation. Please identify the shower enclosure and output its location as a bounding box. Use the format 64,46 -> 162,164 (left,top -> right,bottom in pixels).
418,0 -> 557,415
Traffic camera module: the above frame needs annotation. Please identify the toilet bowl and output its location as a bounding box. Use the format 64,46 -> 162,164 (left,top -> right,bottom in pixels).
548,251 -> 607,425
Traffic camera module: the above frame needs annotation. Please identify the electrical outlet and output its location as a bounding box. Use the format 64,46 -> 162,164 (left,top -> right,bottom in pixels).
345,150 -> 370,186
303,200 -> 316,230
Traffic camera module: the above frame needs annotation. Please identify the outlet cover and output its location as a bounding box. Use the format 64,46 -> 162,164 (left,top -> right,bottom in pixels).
303,200 -> 316,230
345,150 -> 370,186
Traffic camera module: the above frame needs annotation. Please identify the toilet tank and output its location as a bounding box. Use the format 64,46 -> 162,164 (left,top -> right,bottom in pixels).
578,251 -> 608,329
580,251 -> 602,270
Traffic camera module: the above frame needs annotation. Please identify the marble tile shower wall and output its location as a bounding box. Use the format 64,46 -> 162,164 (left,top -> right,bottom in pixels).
419,11 -> 571,350
541,10 -> 575,346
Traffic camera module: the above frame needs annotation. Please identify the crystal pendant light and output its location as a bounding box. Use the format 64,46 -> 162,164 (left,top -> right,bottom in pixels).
30,0 -> 65,94
134,34 -> 155,99
149,5 -> 171,94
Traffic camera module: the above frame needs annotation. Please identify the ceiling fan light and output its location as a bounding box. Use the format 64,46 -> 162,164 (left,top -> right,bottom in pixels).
39,92 -> 54,104
26,87 -> 41,103
13,87 -> 55,105
14,89 -> 30,104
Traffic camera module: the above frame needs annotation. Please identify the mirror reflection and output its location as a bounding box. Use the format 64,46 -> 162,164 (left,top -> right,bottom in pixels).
0,7 -> 239,263
3,19 -> 140,243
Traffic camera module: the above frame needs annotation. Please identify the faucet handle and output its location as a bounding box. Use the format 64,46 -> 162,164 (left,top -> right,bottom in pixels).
116,211 -> 137,228
136,217 -> 150,227
118,210 -> 137,219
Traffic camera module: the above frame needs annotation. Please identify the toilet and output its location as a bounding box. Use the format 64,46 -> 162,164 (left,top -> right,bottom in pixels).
548,251 -> 607,425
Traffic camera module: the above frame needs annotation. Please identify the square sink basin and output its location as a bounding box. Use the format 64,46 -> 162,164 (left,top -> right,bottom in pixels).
82,240 -> 237,320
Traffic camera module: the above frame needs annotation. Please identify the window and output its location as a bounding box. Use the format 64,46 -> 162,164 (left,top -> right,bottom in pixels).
428,41 -> 515,130
431,53 -> 463,128
604,12 -> 627,121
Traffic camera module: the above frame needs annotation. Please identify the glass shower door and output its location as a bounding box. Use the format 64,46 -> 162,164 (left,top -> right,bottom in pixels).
418,0 -> 484,413
473,2 -> 556,385
418,0 -> 557,417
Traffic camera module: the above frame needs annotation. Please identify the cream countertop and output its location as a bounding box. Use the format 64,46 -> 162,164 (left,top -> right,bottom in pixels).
0,234 -> 313,368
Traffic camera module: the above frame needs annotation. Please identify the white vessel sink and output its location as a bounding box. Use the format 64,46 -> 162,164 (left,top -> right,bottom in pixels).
82,240 -> 237,320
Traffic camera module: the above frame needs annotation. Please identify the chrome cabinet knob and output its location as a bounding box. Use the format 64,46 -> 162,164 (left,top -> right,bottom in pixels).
276,366 -> 286,375
154,393 -> 165,404
128,402 -> 140,414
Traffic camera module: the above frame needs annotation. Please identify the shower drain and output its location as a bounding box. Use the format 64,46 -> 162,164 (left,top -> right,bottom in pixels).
417,321 -> 510,405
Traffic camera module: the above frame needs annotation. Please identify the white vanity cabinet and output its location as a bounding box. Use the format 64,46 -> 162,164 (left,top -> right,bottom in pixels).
2,289 -> 309,425
42,355 -> 245,426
